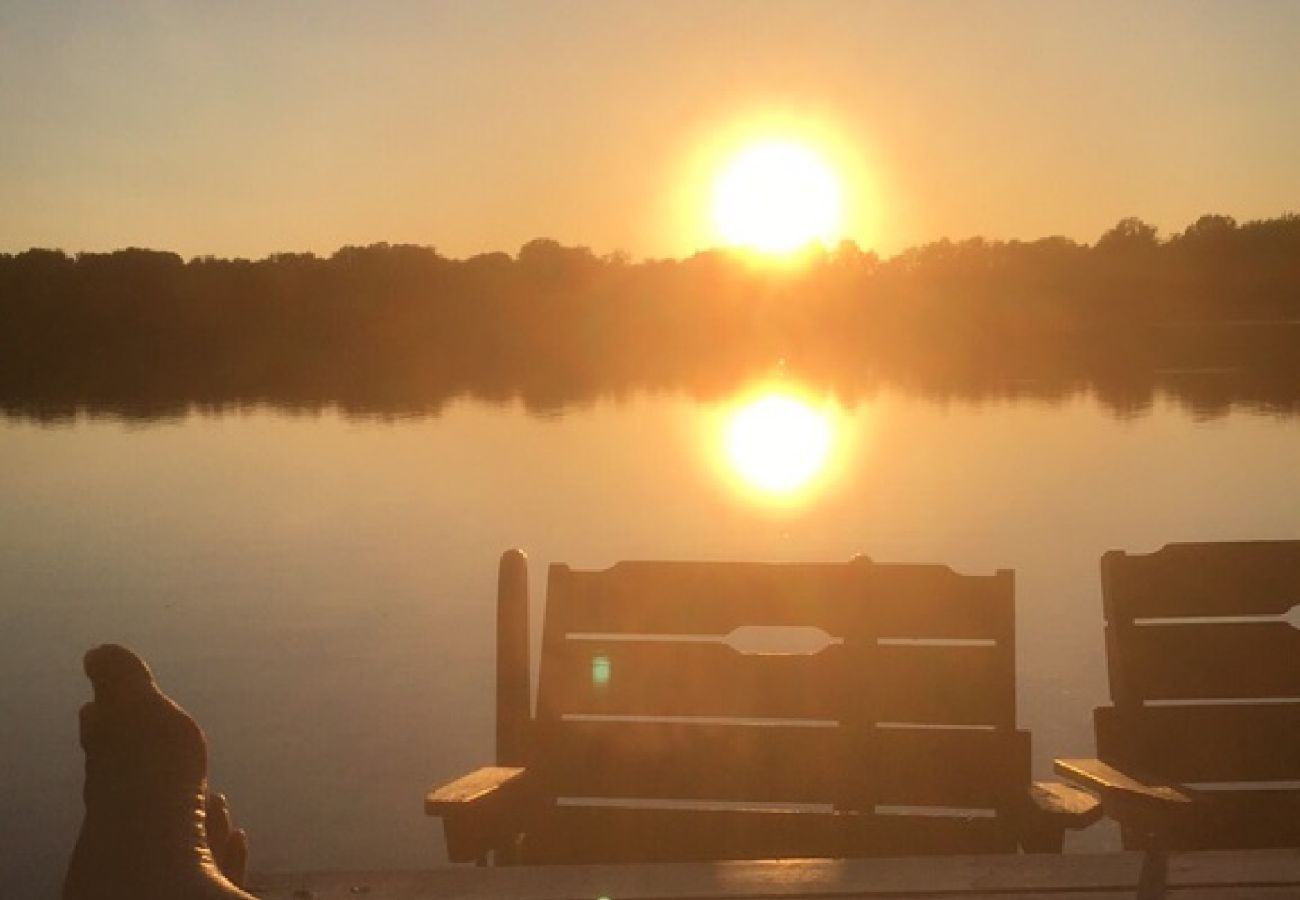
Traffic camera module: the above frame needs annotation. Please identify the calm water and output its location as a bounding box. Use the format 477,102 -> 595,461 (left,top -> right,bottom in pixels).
3,388 -> 1299,896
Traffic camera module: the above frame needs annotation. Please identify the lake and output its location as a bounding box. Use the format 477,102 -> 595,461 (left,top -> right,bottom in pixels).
2,386 -> 1298,897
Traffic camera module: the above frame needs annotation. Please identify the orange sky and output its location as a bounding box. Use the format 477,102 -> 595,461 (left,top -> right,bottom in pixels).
2,1 -> 1297,260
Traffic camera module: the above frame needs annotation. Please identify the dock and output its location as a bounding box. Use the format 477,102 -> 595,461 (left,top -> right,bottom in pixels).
250,848 -> 1300,899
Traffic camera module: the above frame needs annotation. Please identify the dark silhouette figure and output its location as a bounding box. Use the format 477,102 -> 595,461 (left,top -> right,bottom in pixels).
64,645 -> 253,900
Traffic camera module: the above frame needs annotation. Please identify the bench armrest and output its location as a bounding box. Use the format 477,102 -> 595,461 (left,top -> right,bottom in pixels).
1028,780 -> 1104,826
1014,780 -> 1104,852
1054,757 -> 1192,837
425,766 -> 534,862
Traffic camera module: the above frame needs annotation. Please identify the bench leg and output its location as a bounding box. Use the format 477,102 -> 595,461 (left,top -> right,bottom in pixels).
1135,833 -> 1168,900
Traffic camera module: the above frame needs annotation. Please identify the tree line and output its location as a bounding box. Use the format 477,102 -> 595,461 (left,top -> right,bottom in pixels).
1,214 -> 1298,422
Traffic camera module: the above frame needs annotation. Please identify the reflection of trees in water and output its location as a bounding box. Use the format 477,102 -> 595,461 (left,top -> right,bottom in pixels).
2,217 -> 1298,423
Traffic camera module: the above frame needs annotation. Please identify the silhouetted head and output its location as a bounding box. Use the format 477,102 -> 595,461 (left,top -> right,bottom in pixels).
84,644 -> 156,704
79,644 -> 207,805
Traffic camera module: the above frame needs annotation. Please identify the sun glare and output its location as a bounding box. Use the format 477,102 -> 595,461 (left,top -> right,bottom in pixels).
723,391 -> 834,497
712,139 -> 844,255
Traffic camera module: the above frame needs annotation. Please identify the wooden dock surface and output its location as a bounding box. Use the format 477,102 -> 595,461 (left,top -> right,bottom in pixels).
250,848 -> 1300,899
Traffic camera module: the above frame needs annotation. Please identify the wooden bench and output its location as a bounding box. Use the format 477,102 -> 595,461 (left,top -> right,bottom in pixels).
430,550 -> 1098,864
1056,541 -> 1300,898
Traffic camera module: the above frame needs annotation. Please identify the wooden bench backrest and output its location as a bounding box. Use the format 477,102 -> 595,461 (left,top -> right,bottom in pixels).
1099,541 -> 1300,783
532,557 -> 1026,818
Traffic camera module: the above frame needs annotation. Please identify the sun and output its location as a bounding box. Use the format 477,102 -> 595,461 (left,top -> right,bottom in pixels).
723,391 -> 834,496
712,139 -> 844,255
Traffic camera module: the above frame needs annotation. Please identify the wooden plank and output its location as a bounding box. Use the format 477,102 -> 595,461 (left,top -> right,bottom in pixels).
517,806 -> 852,863
850,811 -> 1015,857
1026,780 -> 1105,825
870,642 -> 1013,727
546,561 -> 867,636
1166,891 -> 1300,898
521,806 -> 851,864
1115,622 -> 1300,701
1103,618 -> 1138,708
539,572 -> 1013,725
1173,789 -> 1300,850
534,719 -> 849,803
538,639 -> 848,720
861,727 -> 1030,809
1095,703 -> 1300,782
1103,542 -> 1300,619
497,549 -> 531,766
247,881 -> 1300,900
867,566 -> 1014,640
249,849 -> 1300,900
426,766 -> 529,808
522,805 -> 1014,863
535,723 -> 1029,809
548,561 -> 1013,639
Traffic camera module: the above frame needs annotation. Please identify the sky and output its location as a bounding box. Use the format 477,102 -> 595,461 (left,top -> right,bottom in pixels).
2,0 -> 1298,260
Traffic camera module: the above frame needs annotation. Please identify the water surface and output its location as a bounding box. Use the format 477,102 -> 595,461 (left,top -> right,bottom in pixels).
2,389 -> 1298,896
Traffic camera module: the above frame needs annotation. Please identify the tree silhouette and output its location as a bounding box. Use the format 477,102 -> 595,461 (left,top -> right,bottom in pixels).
1,214 -> 1298,422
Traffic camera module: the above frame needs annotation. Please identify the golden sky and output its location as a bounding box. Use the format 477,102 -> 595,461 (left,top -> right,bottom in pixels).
2,1 -> 1297,259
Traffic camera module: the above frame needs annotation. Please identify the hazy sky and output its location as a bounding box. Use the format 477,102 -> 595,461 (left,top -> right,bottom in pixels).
2,1 -> 1298,260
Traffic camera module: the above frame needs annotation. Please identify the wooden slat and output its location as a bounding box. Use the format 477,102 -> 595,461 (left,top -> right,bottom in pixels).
854,811 -> 1016,856
539,640 -> 848,720
521,805 -> 1014,864
1102,620 -> 1138,708
868,566 -> 1014,640
521,805 -> 850,864
250,849 -> 1300,899
1103,542 -> 1300,619
1096,703 -> 1300,782
534,719 -> 849,803
538,639 -> 1012,726
548,561 -> 1013,638
255,885 -> 1300,900
1115,622 -> 1300,700
1174,789 -> 1300,850
870,642 -> 1013,727
535,719 -> 847,802
861,727 -> 1030,809
1025,780 -> 1105,826
253,875 -> 1300,900
546,561 -> 866,636
535,722 -> 1029,810
497,549 -> 531,766
426,766 -> 528,808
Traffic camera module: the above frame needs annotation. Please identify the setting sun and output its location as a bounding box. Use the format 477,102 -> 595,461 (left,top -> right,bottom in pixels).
723,391 -> 835,496
712,139 -> 844,254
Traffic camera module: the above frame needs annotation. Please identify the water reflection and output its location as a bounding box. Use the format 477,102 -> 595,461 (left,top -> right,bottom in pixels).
4,390 -> 1300,893
720,388 -> 839,501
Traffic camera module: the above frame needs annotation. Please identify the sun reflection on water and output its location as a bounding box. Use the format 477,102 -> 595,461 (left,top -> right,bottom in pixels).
720,389 -> 838,500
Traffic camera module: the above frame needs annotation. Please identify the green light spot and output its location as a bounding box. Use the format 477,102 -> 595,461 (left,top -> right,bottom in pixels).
592,654 -> 611,687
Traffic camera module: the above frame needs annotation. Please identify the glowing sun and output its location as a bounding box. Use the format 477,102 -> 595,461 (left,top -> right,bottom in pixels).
723,392 -> 834,496
712,139 -> 844,254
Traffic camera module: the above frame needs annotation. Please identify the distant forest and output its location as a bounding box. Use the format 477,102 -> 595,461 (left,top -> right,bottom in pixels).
2,214 -> 1298,422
